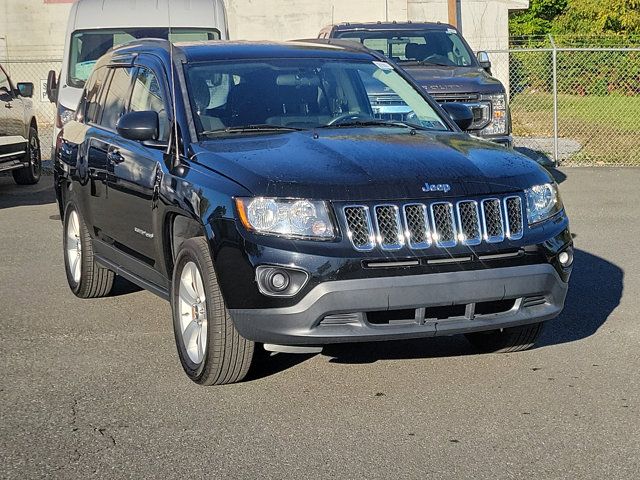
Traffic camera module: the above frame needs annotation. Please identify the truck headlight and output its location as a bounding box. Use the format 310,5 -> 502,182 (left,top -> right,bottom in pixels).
480,94 -> 507,135
525,183 -> 563,225
235,197 -> 336,240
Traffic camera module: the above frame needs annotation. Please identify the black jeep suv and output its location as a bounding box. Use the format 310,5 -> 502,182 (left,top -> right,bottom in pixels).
55,40 -> 572,385
320,22 -> 512,146
0,64 -> 42,185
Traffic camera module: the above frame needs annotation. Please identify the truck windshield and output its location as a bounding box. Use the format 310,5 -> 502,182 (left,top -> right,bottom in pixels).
335,29 -> 476,67
185,59 -> 450,136
68,28 -> 220,88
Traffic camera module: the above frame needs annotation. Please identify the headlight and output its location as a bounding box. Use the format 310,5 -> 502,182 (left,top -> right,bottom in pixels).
480,93 -> 508,135
525,183 -> 563,225
56,104 -> 75,128
235,197 -> 336,240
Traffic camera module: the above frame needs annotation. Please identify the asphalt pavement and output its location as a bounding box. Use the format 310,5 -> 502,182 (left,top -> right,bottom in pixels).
1,168 -> 639,479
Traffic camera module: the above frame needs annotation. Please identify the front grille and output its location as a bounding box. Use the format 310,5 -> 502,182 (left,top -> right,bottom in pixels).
457,200 -> 481,245
403,204 -> 430,249
481,199 -> 504,242
344,206 -> 374,251
431,202 -> 457,247
505,196 -> 524,239
343,194 -> 524,252
374,205 -> 403,250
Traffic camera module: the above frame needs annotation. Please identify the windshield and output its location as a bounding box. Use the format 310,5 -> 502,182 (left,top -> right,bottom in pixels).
336,29 -> 476,67
68,28 -> 220,88
185,59 -> 449,136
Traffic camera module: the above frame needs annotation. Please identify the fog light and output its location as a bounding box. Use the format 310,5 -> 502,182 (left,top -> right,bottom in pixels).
558,248 -> 574,267
269,271 -> 290,292
256,266 -> 309,297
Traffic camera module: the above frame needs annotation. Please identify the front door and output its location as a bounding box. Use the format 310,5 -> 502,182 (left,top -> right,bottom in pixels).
0,66 -> 27,163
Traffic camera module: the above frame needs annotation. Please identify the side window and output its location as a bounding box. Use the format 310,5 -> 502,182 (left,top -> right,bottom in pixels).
85,66 -> 108,124
129,67 -> 168,140
0,67 -> 11,95
99,67 -> 134,130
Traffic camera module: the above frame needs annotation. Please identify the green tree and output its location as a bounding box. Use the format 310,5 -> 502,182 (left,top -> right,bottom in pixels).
553,0 -> 640,35
510,0 -> 568,36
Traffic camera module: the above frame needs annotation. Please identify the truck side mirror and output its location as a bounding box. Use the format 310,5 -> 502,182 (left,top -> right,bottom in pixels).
477,51 -> 492,73
16,82 -> 34,98
46,70 -> 58,103
441,103 -> 474,131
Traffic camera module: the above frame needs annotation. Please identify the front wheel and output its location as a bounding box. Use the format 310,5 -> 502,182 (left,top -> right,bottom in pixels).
171,237 -> 255,385
12,127 -> 41,185
465,322 -> 545,353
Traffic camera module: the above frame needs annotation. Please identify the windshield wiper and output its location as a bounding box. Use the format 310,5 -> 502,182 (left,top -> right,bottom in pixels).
319,119 -> 430,131
201,124 -> 306,136
419,60 -> 455,67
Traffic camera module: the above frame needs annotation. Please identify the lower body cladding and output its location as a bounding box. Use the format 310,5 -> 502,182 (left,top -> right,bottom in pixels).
229,263 -> 568,346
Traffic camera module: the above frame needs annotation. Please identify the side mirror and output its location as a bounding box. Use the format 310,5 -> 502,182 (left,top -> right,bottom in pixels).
441,103 -> 474,131
46,70 -> 58,103
16,82 -> 34,98
116,111 -> 159,142
477,51 -> 491,72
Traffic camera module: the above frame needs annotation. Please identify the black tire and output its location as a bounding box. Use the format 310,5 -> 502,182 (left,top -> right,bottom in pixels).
465,322 -> 545,353
12,127 -> 41,185
171,237 -> 255,386
63,204 -> 115,298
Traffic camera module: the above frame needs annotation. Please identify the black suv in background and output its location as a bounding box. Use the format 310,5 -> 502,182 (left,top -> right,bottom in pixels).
55,40 -> 572,386
0,64 -> 42,185
320,22 -> 512,146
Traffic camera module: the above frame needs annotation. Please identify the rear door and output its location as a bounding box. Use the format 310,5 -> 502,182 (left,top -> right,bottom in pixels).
0,66 -> 27,163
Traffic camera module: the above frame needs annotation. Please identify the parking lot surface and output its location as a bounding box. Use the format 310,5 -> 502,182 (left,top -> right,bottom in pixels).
1,168 -> 639,479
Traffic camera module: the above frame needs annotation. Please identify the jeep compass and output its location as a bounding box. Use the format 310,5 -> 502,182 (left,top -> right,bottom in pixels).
54,40 -> 573,385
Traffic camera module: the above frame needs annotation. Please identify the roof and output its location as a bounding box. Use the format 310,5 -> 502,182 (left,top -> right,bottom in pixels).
109,39 -> 379,64
328,21 -> 456,32
69,0 -> 226,31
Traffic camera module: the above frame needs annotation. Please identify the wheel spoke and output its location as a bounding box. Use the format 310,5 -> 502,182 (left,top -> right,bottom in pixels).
182,320 -> 199,351
180,274 -> 198,305
72,255 -> 81,282
196,329 -> 204,360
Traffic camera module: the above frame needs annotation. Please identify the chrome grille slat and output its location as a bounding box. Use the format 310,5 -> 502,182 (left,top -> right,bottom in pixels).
344,206 -> 374,251
456,200 -> 481,246
430,202 -> 457,248
373,205 -> 404,250
403,204 -> 431,249
504,196 -> 524,240
481,198 -> 505,243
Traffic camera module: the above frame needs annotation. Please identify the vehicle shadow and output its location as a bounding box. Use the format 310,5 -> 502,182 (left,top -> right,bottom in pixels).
0,175 -> 56,209
246,248 -> 622,377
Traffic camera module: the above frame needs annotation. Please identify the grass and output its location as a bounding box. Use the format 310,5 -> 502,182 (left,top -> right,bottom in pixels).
509,92 -> 640,165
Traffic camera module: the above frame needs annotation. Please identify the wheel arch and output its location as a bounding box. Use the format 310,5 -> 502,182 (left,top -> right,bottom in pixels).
164,213 -> 208,278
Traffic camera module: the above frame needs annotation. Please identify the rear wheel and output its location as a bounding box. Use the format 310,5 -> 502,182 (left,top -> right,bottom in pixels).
171,237 -> 255,385
465,322 -> 545,353
12,127 -> 41,185
63,205 -> 114,298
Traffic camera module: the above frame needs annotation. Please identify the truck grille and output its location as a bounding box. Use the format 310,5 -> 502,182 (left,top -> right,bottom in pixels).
343,195 -> 524,251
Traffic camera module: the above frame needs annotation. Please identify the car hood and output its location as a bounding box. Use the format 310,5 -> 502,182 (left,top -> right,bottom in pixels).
400,64 -> 504,95
191,130 -> 552,201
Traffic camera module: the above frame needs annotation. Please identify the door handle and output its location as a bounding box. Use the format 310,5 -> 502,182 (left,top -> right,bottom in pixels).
107,150 -> 125,164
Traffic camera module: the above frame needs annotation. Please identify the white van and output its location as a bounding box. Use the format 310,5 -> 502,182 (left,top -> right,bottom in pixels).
47,0 -> 228,142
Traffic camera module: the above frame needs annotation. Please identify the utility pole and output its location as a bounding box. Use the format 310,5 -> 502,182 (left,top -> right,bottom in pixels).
448,0 -> 458,28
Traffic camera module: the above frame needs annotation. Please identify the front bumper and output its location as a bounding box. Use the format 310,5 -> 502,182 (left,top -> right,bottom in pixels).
229,263 -> 568,345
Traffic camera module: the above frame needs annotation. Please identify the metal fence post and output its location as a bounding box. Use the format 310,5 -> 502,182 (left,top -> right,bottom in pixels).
549,34 -> 559,166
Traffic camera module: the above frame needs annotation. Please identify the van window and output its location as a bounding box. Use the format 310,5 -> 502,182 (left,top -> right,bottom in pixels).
99,67 -> 134,130
68,28 -> 221,89
129,68 -> 168,140
85,66 -> 108,124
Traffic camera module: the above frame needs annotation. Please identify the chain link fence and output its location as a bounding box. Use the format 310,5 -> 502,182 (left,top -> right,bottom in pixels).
490,37 -> 640,166
1,59 -> 61,161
